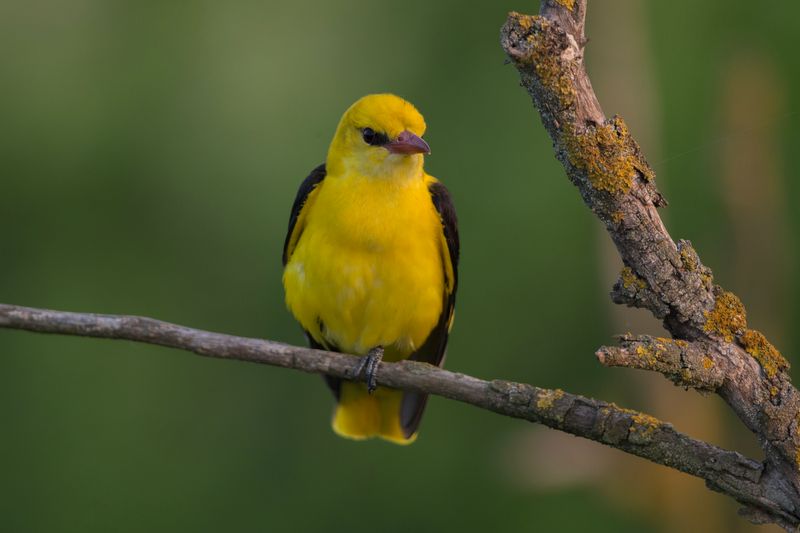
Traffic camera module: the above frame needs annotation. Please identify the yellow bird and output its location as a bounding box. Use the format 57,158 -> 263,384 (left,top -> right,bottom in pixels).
282,94 -> 459,444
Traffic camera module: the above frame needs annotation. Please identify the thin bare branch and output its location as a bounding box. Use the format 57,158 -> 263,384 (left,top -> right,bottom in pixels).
0,302 -> 783,523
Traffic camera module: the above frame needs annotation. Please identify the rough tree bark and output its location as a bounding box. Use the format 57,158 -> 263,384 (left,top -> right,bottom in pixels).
500,0 -> 799,528
1,0 -> 797,529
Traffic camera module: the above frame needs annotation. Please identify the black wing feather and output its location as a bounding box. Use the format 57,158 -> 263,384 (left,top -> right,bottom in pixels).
400,181 -> 459,438
283,164 -> 340,395
282,163 -> 326,266
429,181 -> 460,291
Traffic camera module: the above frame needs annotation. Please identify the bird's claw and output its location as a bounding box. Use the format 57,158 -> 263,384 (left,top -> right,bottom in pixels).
353,346 -> 384,394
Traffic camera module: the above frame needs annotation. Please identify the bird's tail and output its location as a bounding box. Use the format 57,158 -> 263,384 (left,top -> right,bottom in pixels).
331,382 -> 416,445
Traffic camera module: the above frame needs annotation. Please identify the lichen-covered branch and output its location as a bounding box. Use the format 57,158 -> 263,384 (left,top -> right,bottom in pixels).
501,0 -> 799,528
596,335 -> 725,392
0,302 -> 788,525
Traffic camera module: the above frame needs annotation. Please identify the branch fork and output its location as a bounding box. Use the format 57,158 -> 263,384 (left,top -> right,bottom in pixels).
0,0 -> 797,529
501,1 -> 799,528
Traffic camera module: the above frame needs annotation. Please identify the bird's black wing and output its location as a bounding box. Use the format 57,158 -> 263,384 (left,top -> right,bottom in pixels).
282,163 -> 326,266
283,164 -> 342,396
400,180 -> 460,438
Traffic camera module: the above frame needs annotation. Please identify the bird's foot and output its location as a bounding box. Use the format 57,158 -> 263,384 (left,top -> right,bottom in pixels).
353,346 -> 384,394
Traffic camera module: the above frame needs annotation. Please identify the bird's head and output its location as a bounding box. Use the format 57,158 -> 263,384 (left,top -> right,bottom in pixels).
327,94 -> 429,179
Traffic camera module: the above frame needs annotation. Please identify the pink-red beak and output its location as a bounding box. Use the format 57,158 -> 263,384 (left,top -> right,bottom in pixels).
385,130 -> 430,155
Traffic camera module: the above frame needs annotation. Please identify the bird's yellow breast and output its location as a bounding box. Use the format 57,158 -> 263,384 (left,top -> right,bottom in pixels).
283,172 -> 444,360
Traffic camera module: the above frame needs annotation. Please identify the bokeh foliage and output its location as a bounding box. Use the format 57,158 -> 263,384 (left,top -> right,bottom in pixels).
1,1 -> 798,531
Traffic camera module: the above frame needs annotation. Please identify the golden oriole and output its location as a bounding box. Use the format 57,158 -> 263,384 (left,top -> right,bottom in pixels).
282,94 -> 459,444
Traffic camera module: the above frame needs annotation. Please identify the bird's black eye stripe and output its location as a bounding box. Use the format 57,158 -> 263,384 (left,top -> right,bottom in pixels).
361,127 -> 389,146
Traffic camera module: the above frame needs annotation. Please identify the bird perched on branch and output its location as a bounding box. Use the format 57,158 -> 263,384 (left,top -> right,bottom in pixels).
282,94 -> 459,444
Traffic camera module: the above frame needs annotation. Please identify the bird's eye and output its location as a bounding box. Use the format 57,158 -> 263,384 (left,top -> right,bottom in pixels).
362,127 -> 376,144
361,127 -> 389,146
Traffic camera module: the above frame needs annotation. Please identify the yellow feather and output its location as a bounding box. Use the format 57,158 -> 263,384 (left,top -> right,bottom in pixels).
283,94 -> 452,444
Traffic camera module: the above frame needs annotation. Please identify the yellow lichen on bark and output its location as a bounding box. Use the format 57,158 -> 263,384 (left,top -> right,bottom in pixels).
554,0 -> 576,10
680,247 -> 698,271
602,402 -> 638,417
635,344 -> 658,367
621,266 -> 647,290
536,388 -> 565,410
507,16 -> 655,196
703,291 -> 747,342
630,413 -> 661,441
703,290 -> 788,378
563,117 -> 653,195
740,329 -> 789,379
519,16 -> 576,108
515,13 -> 533,31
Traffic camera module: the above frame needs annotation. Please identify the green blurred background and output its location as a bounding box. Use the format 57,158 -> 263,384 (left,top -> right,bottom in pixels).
1,1 -> 798,531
